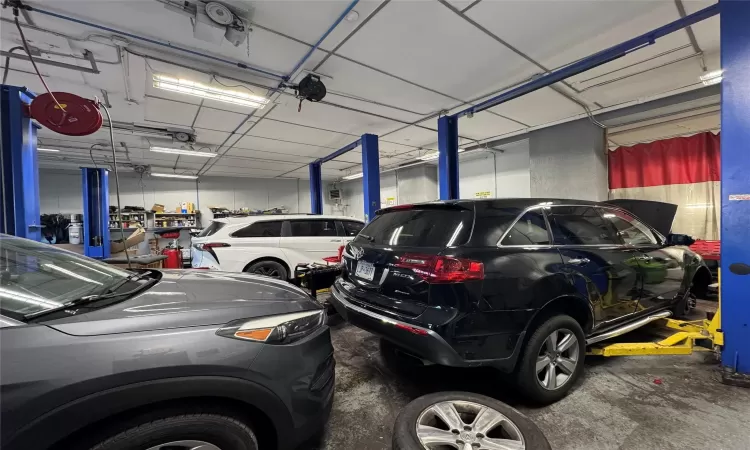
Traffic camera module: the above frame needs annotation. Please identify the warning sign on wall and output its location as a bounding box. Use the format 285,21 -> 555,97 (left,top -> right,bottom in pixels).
475,191 -> 491,198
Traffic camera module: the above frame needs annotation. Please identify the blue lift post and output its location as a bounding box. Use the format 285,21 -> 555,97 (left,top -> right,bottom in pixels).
436,3 -> 720,200
437,116 -> 459,200
0,85 -> 41,241
81,168 -> 110,259
309,162 -> 323,215
360,133 -> 381,222
310,133 -> 380,221
720,0 -> 750,383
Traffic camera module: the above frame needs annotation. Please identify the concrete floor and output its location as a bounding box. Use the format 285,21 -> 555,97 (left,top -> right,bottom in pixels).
309,304 -> 750,450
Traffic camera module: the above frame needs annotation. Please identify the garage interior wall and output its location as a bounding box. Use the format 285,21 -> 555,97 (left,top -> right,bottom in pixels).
323,139 -> 533,220
459,139 -> 531,199
39,169 -> 311,217
529,118 -> 608,201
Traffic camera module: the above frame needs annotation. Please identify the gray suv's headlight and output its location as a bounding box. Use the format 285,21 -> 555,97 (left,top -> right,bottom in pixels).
217,310 -> 326,344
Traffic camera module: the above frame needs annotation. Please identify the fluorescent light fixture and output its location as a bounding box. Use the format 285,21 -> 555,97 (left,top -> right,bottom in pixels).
150,172 -> 199,179
150,146 -> 216,158
37,148 -> 60,153
342,172 -> 363,180
153,74 -> 270,109
418,148 -> 466,161
700,70 -> 723,86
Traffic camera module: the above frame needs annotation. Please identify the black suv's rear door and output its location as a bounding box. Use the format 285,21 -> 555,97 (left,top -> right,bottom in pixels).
545,205 -> 643,327
341,204 -> 474,316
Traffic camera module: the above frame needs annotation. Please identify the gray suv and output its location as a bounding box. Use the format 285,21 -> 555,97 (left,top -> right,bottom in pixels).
0,234 -> 334,450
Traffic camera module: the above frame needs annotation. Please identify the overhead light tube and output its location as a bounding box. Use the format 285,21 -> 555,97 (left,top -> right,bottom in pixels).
342,172 -> 363,180
150,172 -> 199,179
153,74 -> 270,109
37,148 -> 60,153
700,69 -> 723,86
418,148 -> 466,161
150,146 -> 217,158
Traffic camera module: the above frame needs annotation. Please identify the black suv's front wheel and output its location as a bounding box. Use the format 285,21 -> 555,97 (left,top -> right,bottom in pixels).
516,314 -> 585,404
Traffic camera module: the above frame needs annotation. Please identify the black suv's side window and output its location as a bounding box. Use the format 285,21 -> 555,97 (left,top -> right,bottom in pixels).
501,210 -> 550,245
600,208 -> 658,245
232,221 -> 283,238
546,206 -> 620,245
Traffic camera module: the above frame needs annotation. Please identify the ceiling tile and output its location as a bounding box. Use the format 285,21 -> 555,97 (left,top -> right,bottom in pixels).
335,1 -> 538,100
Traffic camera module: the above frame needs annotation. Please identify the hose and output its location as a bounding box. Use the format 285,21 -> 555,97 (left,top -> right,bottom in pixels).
100,104 -> 132,270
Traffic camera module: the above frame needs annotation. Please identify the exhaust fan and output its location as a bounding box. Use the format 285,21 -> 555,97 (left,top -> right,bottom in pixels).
163,0 -> 252,47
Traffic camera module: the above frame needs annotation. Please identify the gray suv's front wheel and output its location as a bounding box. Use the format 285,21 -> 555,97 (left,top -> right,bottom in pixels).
516,314 -> 585,404
88,413 -> 258,450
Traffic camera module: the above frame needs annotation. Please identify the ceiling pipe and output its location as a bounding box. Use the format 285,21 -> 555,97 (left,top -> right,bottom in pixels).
27,5 -> 286,81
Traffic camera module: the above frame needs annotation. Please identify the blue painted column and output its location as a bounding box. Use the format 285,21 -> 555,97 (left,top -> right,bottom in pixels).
81,168 -> 110,258
0,85 -> 41,240
361,133 -> 380,222
437,115 -> 459,200
720,0 -> 750,382
309,162 -> 323,214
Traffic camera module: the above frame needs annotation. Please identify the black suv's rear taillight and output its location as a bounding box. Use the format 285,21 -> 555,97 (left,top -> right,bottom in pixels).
395,253 -> 484,283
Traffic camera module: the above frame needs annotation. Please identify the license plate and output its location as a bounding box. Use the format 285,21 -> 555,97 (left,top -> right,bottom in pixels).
355,260 -> 376,281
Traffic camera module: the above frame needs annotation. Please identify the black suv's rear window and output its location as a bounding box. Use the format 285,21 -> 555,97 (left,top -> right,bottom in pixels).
198,221 -> 226,237
355,208 -> 472,247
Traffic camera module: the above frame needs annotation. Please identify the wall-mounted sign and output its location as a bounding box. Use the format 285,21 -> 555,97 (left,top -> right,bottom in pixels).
386,197 -> 396,206
475,191 -> 491,199
729,194 -> 750,201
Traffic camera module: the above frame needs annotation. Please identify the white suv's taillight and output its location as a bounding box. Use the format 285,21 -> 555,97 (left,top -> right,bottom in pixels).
216,310 -> 326,344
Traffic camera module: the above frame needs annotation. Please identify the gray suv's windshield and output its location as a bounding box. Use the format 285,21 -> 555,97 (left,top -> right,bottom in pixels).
0,235 -> 131,319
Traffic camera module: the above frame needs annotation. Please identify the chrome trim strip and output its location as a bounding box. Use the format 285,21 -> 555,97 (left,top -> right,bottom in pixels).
331,286 -> 447,342
586,310 -> 672,345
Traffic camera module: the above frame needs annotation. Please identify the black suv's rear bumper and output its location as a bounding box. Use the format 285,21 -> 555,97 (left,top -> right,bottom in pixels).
330,281 -> 522,371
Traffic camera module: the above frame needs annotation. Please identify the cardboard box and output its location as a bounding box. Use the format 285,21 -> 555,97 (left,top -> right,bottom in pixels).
110,227 -> 146,254
151,204 -> 165,213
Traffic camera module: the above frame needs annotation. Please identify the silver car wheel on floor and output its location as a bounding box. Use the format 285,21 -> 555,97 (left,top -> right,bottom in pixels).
536,328 -> 579,391
145,440 -> 221,450
415,400 -> 525,450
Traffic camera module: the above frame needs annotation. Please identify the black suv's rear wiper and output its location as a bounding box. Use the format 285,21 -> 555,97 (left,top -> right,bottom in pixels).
359,234 -> 374,242
25,272 -> 157,320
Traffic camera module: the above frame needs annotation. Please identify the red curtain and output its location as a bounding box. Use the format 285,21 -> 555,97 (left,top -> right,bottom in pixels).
608,132 -> 721,189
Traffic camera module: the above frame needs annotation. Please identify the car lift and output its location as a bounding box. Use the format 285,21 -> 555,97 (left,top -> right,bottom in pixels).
587,294 -> 723,358
309,133 -> 381,222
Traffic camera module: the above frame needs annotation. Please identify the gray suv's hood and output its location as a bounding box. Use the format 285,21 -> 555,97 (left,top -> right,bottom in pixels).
44,270 -> 320,336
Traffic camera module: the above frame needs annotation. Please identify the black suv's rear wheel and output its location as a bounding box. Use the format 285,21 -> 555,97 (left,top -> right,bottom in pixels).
516,314 -> 585,404
88,414 -> 258,450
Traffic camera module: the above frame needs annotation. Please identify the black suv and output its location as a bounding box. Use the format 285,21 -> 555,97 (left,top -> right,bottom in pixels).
329,199 -> 710,403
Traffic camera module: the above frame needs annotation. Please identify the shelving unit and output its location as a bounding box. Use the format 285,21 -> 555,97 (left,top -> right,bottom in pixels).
109,212 -> 151,231
153,212 -> 200,228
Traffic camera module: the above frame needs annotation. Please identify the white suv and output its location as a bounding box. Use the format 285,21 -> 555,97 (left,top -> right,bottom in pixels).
191,215 -> 365,279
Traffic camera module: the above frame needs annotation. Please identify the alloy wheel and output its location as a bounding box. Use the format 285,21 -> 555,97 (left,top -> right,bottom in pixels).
535,329 -> 579,391
415,400 -> 526,450
145,440 -> 221,450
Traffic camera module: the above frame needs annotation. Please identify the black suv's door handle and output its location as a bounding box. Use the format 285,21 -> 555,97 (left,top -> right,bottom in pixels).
567,258 -> 590,266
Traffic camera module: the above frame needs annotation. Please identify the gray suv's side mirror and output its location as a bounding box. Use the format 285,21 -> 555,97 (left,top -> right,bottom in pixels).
666,233 -> 695,247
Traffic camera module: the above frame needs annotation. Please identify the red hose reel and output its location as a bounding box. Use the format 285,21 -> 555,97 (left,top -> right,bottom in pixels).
28,92 -> 103,136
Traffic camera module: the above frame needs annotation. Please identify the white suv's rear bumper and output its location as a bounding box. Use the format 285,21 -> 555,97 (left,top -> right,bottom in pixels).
191,248 -> 221,270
